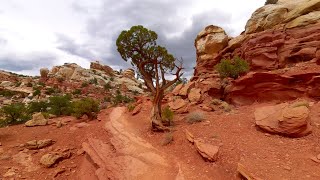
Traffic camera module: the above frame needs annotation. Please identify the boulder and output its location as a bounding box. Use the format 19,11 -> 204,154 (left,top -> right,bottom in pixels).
0,81 -> 13,87
254,101 -> 312,137
40,68 -> 49,79
90,61 -> 114,76
179,82 -> 195,96
168,98 -> 188,110
25,113 -> 48,127
194,140 -> 219,162
172,84 -> 184,96
188,88 -> 201,103
122,68 -> 135,79
24,139 -> 55,150
40,151 -> 71,168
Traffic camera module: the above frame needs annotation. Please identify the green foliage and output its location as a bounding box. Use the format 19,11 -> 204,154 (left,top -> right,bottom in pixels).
81,82 -> 89,87
15,82 -> 22,87
89,78 -> 98,85
26,82 -> 33,87
110,77 -> 114,81
127,103 -> 135,112
104,83 -> 112,90
186,111 -> 205,124
45,87 -> 60,95
161,106 -> 174,126
112,93 -> 134,105
265,0 -> 278,5
48,95 -> 73,116
33,89 -> 41,96
0,90 -> 17,97
1,103 -> 30,126
72,98 -> 99,119
27,101 -> 48,114
215,56 -> 249,79
116,25 -> 175,77
38,82 -> 45,86
72,89 -> 82,95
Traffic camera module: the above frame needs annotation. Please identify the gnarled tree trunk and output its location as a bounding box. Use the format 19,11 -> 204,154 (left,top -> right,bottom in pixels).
151,89 -> 168,131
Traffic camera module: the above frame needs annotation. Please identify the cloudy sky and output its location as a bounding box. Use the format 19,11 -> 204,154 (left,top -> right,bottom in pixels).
0,0 -> 264,77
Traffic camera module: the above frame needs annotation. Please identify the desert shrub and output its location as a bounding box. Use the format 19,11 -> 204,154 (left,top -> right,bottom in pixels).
138,83 -> 143,88
38,82 -> 45,86
0,90 -> 17,97
132,90 -> 139,95
26,82 -> 33,87
89,78 -> 98,85
112,93 -> 134,105
15,82 -> 22,87
48,95 -> 73,116
110,77 -> 114,81
57,77 -> 64,82
33,89 -> 41,96
72,98 -> 99,119
104,83 -> 112,90
45,87 -> 59,95
81,82 -> 89,87
1,103 -> 30,126
162,106 -> 174,126
72,89 -> 82,95
161,133 -> 173,146
27,101 -> 49,114
127,103 -> 135,112
186,111 -> 205,124
265,0 -> 278,5
104,96 -> 111,102
215,56 -> 249,79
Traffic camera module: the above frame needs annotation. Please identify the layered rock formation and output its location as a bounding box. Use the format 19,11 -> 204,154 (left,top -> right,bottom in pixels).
192,0 -> 320,105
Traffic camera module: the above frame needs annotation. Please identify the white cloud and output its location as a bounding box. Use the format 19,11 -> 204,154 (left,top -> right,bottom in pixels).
0,0 -> 264,76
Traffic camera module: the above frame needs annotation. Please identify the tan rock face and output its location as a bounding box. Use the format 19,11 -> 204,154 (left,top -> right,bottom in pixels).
179,81 -> 195,96
25,113 -> 48,127
40,152 -> 71,168
90,61 -> 114,76
194,25 -> 228,75
24,139 -> 55,150
168,98 -> 188,110
122,68 -> 135,79
254,101 -> 312,137
188,88 -> 201,103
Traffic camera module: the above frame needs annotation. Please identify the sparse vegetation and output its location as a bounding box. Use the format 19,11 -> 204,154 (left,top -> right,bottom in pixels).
127,103 -> 135,112
104,83 -> 112,90
72,98 -> 99,119
72,89 -> 82,95
57,77 -> 65,82
48,95 -> 73,116
26,82 -> 33,87
0,89 -> 17,97
161,106 -> 174,126
0,103 -> 30,127
215,56 -> 249,79
15,82 -> 22,87
81,82 -> 89,87
186,111 -> 205,124
33,89 -> 41,96
265,0 -> 278,5
89,78 -> 98,85
110,77 -> 114,81
45,87 -> 60,95
27,101 -> 49,114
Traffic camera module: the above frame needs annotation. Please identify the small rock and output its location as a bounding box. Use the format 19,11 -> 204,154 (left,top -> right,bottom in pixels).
74,122 -> 89,128
40,152 -> 71,168
56,121 -> 62,128
76,149 -> 85,156
310,156 -> 320,163
3,168 -> 16,177
131,104 -> 142,115
24,139 -> 55,150
283,166 -> 291,171
194,140 -> 219,162
185,129 -> 194,143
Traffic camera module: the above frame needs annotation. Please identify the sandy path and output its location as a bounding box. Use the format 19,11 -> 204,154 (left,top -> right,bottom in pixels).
82,107 -> 184,180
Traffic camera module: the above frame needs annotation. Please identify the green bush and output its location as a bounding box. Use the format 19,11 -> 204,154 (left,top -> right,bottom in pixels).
48,95 -> 73,116
81,82 -> 89,87
127,103 -> 135,112
0,90 -> 17,97
112,93 -> 134,105
104,83 -> 112,90
45,87 -> 60,95
265,0 -> 278,5
33,89 -> 41,96
26,82 -> 33,87
15,82 -> 22,87
110,77 -> 114,81
72,98 -> 99,119
186,111 -> 205,124
1,103 -> 30,126
72,89 -> 82,95
215,56 -> 249,79
89,78 -> 98,85
162,106 -> 174,126
27,101 -> 48,114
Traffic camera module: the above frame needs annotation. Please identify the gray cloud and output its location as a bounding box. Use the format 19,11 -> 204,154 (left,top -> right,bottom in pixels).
0,52 -> 57,71
60,0 -> 236,78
